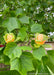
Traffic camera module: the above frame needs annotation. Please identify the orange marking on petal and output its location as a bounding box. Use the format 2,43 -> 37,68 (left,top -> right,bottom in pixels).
35,40 -> 46,45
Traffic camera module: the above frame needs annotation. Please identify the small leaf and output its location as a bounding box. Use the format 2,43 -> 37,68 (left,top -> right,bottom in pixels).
0,47 -> 4,51
19,16 -> 29,24
16,8 -> 23,16
20,46 -> 32,51
33,47 -> 46,60
31,24 -> 43,33
42,44 -> 52,48
14,37 -> 21,42
18,27 -> 27,41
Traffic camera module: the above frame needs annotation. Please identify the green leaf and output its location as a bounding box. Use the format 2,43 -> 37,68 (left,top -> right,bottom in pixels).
2,17 -> 20,32
33,47 -> 46,60
14,37 -> 21,42
3,55 -> 10,65
10,52 -> 34,75
38,64 -> 50,75
10,58 -> 26,75
42,44 -> 52,48
20,46 -> 32,51
31,24 -> 43,33
42,56 -> 54,73
16,8 -> 23,16
0,27 -> 6,44
0,47 -> 4,51
0,50 -> 10,65
47,50 -> 54,64
18,27 -> 27,41
0,51 -> 4,63
10,58 -> 21,74
20,52 -> 34,75
4,42 -> 22,60
19,16 -> 29,24
46,60 -> 54,73
34,56 -> 51,75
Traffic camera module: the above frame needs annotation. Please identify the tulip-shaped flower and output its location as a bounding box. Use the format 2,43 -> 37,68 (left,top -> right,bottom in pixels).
35,33 -> 49,45
4,33 -> 15,43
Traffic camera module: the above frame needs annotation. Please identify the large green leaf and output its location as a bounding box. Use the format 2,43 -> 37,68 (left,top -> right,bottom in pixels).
10,58 -> 26,75
20,52 -> 34,75
4,42 -> 22,60
2,17 -> 20,32
19,16 -> 29,24
31,24 -> 43,33
10,52 -> 34,75
33,47 -> 46,60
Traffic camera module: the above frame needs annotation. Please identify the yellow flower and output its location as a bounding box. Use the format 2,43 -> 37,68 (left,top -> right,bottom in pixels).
4,33 -> 15,43
35,33 -> 49,45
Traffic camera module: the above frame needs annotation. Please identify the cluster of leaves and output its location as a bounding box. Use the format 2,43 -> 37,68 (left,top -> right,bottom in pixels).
0,42 -> 54,75
0,0 -> 54,33
0,0 -> 54,75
